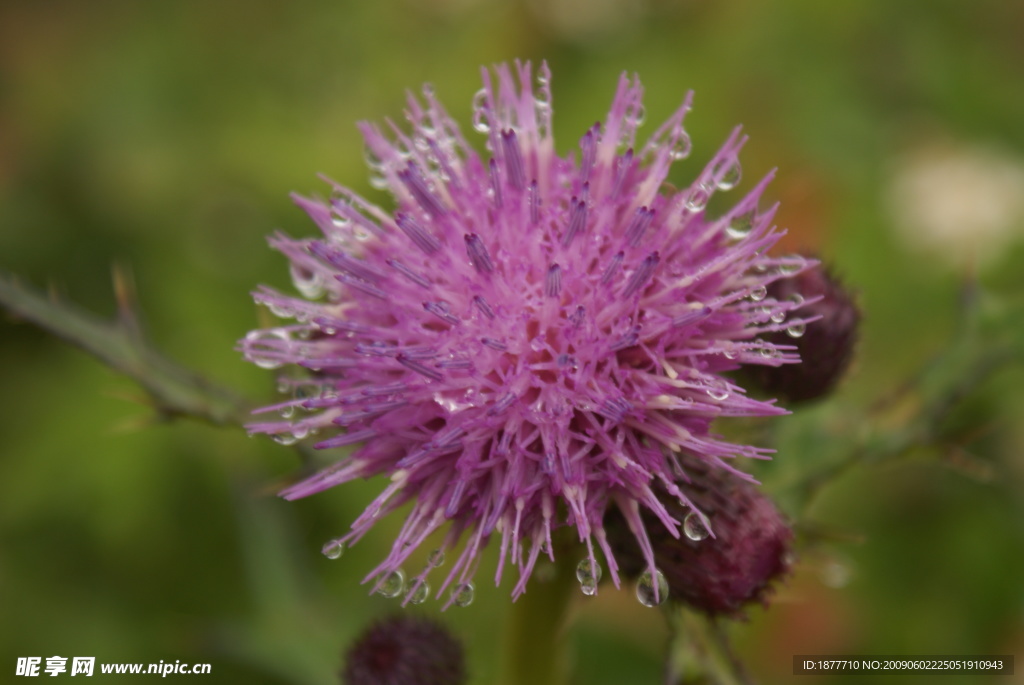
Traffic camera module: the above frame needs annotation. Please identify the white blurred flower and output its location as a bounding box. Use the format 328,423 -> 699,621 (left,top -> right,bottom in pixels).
888,141 -> 1024,268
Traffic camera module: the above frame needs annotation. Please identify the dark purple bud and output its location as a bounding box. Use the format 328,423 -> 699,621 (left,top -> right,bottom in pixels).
605,454 -> 793,617
750,261 -> 860,402
342,614 -> 466,685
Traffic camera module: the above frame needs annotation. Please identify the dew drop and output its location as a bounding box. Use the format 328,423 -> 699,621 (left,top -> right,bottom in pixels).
725,211 -> 755,240
683,512 -> 710,541
684,183 -> 710,212
777,256 -> 805,275
451,582 -> 475,607
368,173 -> 389,191
706,386 -> 729,401
576,558 -> 603,585
376,569 -> 406,599
629,103 -> 646,128
715,160 -> 742,190
749,285 -> 768,302
290,263 -> 325,299
409,580 -> 430,605
471,89 -> 490,133
786,322 -> 807,338
581,578 -> 598,596
534,100 -> 552,137
254,357 -> 283,370
669,130 -> 692,161
363,144 -> 385,172
635,569 -> 669,607
427,549 -> 446,568
279,404 -> 296,419
770,309 -> 786,324
266,301 -> 291,319
321,539 -> 345,560
272,433 -> 298,446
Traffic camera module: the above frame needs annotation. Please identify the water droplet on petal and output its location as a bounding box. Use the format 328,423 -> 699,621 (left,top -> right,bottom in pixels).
786,322 -> 807,338
471,89 -> 490,133
716,160 -> 742,190
580,578 -> 598,596
669,130 -> 692,161
770,309 -> 786,324
321,539 -> 345,559
749,285 -> 768,302
279,404 -> 296,419
272,433 -> 298,446
451,582 -> 475,607
683,512 -> 710,541
409,580 -> 430,604
706,385 -> 729,401
777,256 -> 805,275
576,558 -> 603,585
290,263 -> 325,299
376,569 -> 406,599
428,549 -> 446,568
635,569 -> 669,607
726,211 -> 755,240
684,183 -> 710,211
266,301 -> 291,319
363,145 -> 385,172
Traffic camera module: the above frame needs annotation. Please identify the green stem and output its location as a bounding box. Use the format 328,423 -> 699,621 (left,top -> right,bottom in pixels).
665,608 -> 754,685
499,555 -> 577,685
0,273 -> 323,467
1,272 -> 249,425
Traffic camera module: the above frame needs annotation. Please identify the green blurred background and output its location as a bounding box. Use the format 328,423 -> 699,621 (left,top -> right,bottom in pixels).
2,1 -> 1023,683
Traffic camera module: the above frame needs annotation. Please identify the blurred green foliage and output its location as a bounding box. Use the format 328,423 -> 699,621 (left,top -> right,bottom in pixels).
2,1 -> 1022,683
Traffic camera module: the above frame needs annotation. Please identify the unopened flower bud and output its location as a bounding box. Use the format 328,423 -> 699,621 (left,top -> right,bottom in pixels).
342,615 -> 465,685
751,262 -> 860,402
606,455 -> 793,617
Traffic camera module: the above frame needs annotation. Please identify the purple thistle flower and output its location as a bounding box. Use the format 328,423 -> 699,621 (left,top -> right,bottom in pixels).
240,61 -> 813,607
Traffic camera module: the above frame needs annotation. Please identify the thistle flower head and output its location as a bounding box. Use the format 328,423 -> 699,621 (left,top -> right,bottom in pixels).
241,61 -> 813,606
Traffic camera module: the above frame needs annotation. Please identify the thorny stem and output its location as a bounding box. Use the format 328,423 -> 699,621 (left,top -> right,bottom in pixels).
792,282 -> 1016,517
0,272 -> 320,465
